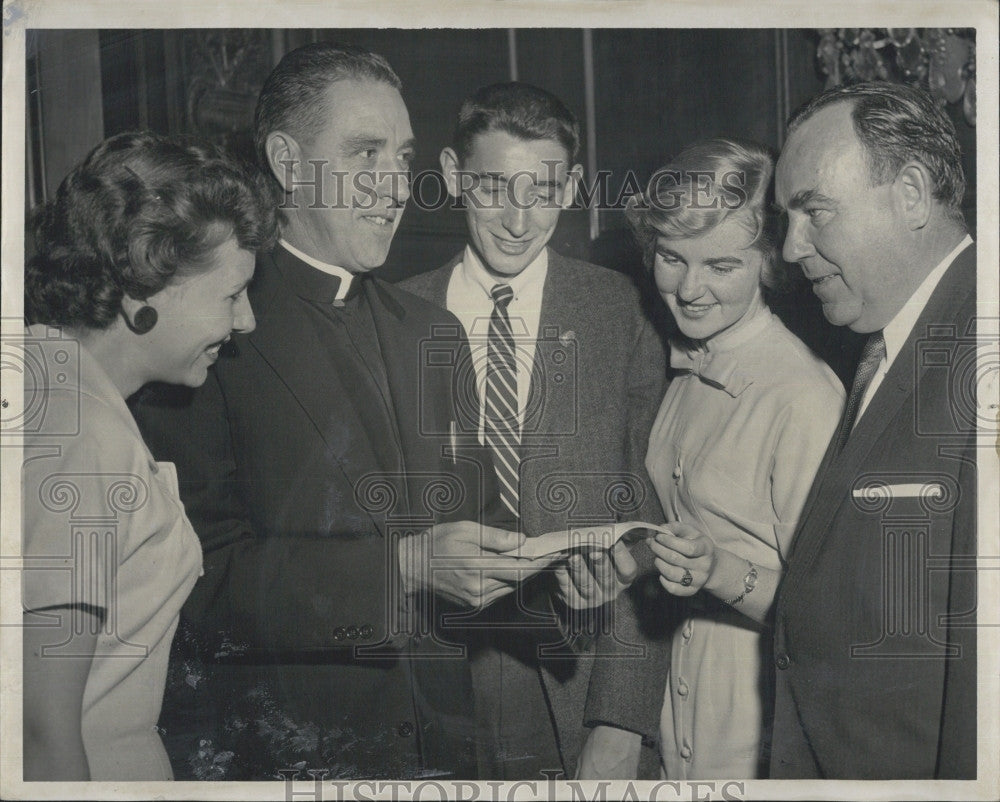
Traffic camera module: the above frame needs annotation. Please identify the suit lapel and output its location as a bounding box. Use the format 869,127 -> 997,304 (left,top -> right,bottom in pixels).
363,277 -> 410,443
786,244 -> 976,571
243,251 -> 384,530
520,251 -> 578,534
431,254 -> 461,307
526,250 -> 575,442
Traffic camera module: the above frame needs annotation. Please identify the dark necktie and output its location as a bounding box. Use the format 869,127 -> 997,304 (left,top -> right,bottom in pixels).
484,283 -> 520,520
834,330 -> 886,452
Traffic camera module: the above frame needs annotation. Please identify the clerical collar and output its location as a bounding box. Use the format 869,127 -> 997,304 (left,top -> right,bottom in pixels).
279,238 -> 356,302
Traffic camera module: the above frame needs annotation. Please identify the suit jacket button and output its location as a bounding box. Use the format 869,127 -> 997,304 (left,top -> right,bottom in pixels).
360,624 -> 374,639
333,627 -> 347,641
397,721 -> 414,737
346,625 -> 360,639
776,653 -> 790,670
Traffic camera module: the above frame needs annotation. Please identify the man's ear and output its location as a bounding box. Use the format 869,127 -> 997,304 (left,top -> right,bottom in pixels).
560,163 -> 583,209
265,131 -> 303,193
894,161 -> 933,230
440,147 -> 463,200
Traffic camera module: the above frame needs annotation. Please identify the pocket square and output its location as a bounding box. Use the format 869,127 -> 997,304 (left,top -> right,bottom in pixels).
852,482 -> 946,499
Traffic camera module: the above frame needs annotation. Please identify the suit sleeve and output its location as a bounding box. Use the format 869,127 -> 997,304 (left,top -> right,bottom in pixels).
132,371 -> 410,657
581,312 -> 672,741
936,427 -> 977,778
625,314 -> 671,525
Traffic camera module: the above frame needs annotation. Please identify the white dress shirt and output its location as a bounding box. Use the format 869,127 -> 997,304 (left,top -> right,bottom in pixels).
858,235 -> 974,421
279,238 -> 355,301
445,245 -> 548,442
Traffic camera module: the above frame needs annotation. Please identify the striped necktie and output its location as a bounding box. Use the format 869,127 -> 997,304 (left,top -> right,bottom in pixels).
485,283 -> 520,519
834,330 -> 886,452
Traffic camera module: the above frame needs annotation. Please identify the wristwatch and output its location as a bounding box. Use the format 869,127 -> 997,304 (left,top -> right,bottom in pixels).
725,560 -> 758,606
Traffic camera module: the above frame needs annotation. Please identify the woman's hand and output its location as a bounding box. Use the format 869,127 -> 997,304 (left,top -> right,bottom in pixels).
649,522 -> 716,596
652,525 -> 782,625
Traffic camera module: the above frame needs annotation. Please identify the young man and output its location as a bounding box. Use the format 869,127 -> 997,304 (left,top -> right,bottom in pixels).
402,82 -> 669,779
771,81 -> 977,779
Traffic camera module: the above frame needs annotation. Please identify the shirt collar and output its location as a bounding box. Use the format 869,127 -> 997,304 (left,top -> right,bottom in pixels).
701,296 -> 773,354
279,238 -> 356,301
460,244 -> 548,304
669,301 -> 773,397
882,234 -> 973,366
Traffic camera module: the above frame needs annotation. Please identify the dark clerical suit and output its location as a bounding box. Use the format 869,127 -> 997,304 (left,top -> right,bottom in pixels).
770,244 -> 978,778
133,245 -> 495,780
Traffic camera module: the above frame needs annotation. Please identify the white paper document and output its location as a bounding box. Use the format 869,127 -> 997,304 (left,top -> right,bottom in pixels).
516,520 -> 673,560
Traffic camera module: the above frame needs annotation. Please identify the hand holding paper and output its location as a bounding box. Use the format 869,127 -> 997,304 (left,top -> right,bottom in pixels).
554,540 -> 639,609
399,521 -> 552,608
515,520 -> 673,560
512,521 -> 671,609
650,521 -> 716,596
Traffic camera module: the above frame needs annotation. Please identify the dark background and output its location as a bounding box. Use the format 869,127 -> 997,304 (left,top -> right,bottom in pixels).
22,28 -> 980,382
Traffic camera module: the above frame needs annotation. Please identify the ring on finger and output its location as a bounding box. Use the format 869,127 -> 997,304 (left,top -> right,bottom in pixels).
680,568 -> 693,587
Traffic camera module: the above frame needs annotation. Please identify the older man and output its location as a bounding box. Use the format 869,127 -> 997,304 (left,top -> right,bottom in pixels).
133,42 -> 542,780
771,81 -> 977,779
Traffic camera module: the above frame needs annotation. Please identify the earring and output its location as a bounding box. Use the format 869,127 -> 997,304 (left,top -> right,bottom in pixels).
122,305 -> 158,335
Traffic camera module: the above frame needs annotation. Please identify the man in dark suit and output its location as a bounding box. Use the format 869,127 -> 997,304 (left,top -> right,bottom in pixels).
132,43 -> 544,780
771,81 -> 977,779
401,82 -> 668,779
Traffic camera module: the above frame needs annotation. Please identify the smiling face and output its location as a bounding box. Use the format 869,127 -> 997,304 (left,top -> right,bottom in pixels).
277,78 -> 414,272
141,237 -> 256,387
443,130 -> 579,279
653,215 -> 765,342
776,102 -> 911,333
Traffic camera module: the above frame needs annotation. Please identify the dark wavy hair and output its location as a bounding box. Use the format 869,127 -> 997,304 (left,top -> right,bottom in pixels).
626,137 -> 788,293
452,81 -> 580,164
253,41 -> 402,175
26,130 -> 277,329
787,80 -> 965,222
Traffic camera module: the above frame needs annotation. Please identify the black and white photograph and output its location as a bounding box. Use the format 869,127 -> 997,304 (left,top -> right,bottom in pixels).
1,1 -> 997,800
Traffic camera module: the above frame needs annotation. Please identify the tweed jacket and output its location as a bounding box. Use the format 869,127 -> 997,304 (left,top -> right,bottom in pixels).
401,247 -> 670,773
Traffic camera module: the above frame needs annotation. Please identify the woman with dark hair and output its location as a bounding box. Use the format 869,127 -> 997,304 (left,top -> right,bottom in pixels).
21,131 -> 276,780
581,139 -> 844,780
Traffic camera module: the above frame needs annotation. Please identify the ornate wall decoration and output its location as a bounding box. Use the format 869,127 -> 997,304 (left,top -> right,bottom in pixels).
180,29 -> 274,152
816,28 -> 976,125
